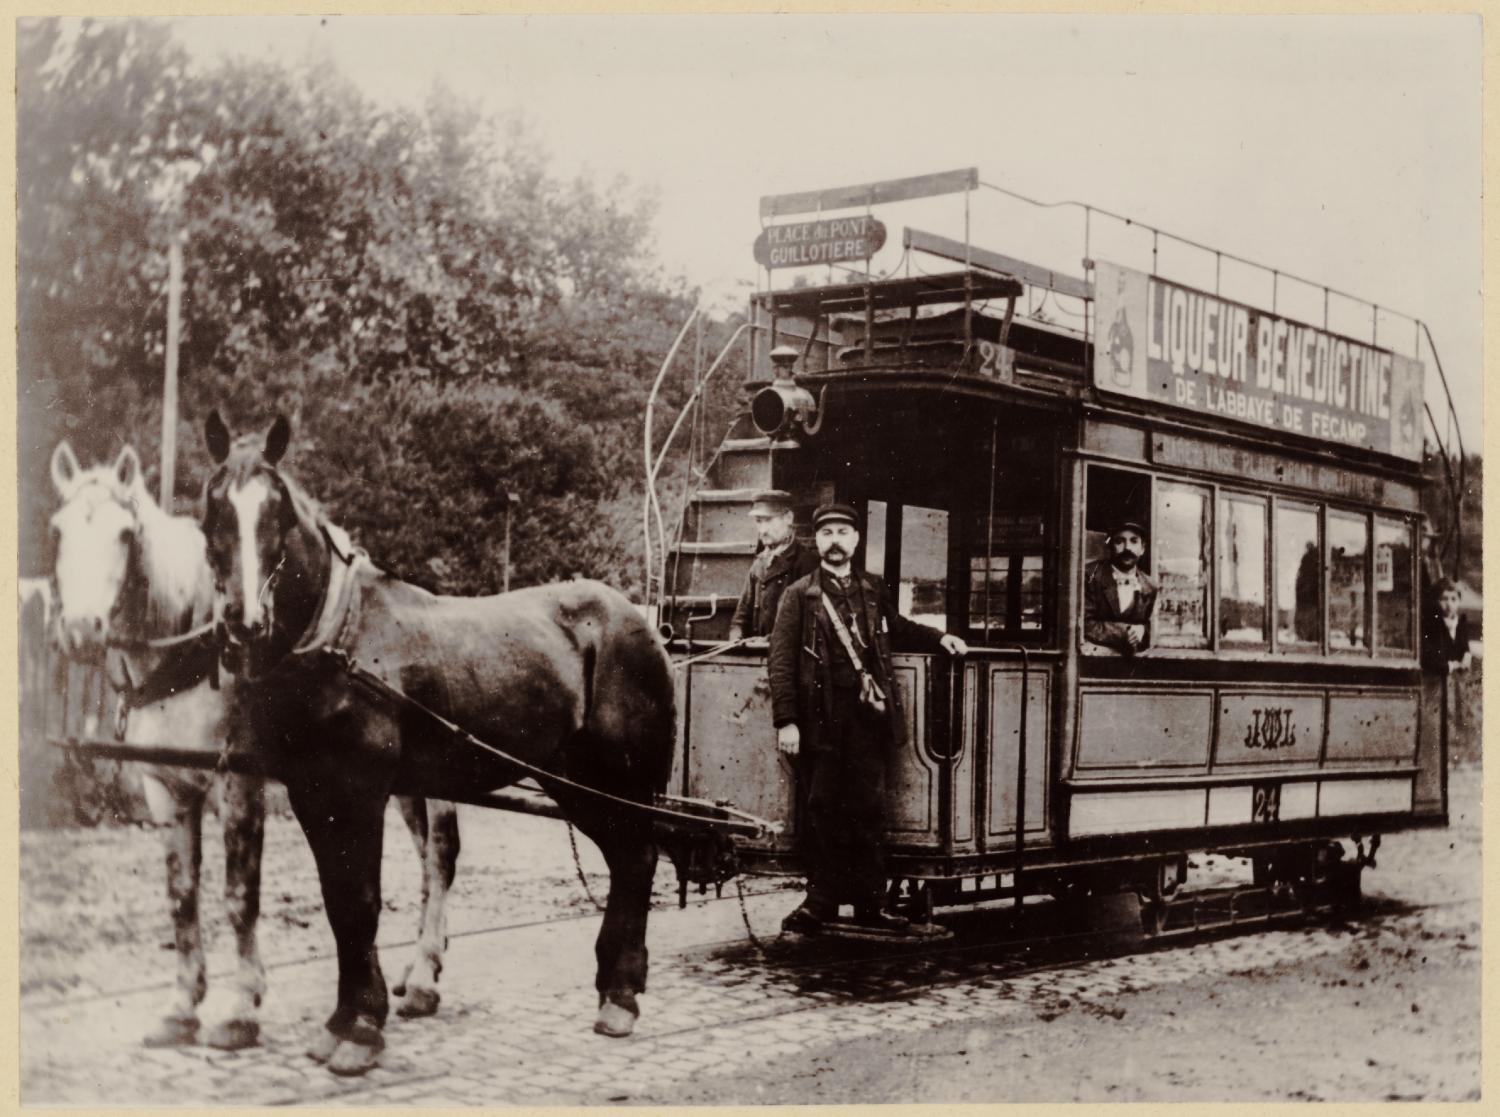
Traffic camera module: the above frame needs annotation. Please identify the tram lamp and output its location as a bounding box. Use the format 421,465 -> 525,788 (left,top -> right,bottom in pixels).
751,345 -> 824,446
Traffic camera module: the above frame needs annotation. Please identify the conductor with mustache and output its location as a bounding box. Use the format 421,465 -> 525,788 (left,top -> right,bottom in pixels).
768,503 -> 967,933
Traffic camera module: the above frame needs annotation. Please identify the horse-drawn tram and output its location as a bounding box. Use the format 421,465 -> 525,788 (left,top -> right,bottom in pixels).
654,166 -> 1464,934
40,167 -> 1464,1071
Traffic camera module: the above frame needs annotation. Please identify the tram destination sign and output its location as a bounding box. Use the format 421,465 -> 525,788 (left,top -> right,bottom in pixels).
1093,260 -> 1425,463
754,216 -> 887,270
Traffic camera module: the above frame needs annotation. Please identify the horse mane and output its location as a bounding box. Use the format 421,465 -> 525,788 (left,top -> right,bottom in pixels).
118,473 -> 215,636
275,467 -> 332,541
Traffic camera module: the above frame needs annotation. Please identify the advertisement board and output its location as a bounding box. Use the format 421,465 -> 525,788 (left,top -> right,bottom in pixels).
1093,260 -> 1424,462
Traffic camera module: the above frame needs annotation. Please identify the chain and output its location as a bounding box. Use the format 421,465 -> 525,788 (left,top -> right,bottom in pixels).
733,871 -> 787,955
566,821 -> 607,913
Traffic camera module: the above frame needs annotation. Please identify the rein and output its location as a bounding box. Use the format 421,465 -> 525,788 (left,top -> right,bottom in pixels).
108,621 -> 218,654
329,649 -> 762,831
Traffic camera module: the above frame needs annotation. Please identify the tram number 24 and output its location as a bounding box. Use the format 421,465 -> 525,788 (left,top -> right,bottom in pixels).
1252,782 -> 1282,824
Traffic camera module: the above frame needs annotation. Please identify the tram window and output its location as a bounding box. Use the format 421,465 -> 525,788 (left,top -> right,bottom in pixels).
1152,481 -> 1210,648
1327,511 -> 1369,653
1374,517 -> 1415,653
1218,493 -> 1269,645
1019,554 -> 1045,630
969,552 -> 1045,636
898,505 -> 949,631
1275,502 -> 1321,649
970,556 -> 1009,633
864,500 -> 889,578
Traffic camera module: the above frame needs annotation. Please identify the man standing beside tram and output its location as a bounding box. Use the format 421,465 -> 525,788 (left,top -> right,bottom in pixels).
768,503 -> 967,934
1083,517 -> 1159,655
727,489 -> 819,644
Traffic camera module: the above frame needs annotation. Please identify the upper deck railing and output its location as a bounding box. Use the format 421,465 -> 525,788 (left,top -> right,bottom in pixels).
746,170 -> 1465,568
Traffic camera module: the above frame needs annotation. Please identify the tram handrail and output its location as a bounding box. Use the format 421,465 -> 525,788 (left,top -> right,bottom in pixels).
643,307 -> 704,611
642,317 -> 754,613
978,178 -> 1431,352
1415,322 -> 1467,576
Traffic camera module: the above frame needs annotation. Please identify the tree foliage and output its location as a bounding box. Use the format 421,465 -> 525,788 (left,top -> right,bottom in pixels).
18,17 -> 743,596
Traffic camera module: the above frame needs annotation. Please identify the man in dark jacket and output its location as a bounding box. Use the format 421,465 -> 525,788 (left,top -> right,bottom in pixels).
1083,518 -> 1158,654
768,503 -> 967,933
728,490 -> 819,643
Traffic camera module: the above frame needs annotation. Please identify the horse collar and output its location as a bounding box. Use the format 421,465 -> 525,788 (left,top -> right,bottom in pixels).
288,521 -> 365,659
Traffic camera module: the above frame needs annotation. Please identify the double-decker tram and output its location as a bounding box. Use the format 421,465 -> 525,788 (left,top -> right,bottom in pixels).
654,167 -> 1464,931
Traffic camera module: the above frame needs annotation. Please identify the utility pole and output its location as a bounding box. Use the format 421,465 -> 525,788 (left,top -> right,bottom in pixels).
159,236 -> 184,514
502,491 -> 521,593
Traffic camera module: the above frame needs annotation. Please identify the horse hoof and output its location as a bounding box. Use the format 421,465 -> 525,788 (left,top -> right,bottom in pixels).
327,1038 -> 382,1077
306,1027 -> 341,1064
593,1001 -> 638,1038
143,1015 -> 199,1048
206,1018 -> 260,1051
395,985 -> 441,1018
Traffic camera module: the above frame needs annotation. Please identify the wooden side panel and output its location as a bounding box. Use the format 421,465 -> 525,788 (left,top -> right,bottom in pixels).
1070,788 -> 1207,835
1319,777 -> 1414,816
1075,689 -> 1213,774
679,660 -> 795,853
1213,692 -> 1324,768
952,661 -> 981,845
1325,692 -> 1419,766
885,660 -> 938,840
985,667 -> 1050,837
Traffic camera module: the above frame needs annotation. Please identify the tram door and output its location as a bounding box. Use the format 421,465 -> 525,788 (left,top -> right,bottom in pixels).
848,416 -> 1057,849
864,500 -> 950,632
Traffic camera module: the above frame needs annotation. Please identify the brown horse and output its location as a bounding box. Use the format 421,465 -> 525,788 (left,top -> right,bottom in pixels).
201,412 -> 676,1076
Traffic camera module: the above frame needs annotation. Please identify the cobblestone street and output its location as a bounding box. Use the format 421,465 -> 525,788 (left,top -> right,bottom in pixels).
21,766 -> 1480,1105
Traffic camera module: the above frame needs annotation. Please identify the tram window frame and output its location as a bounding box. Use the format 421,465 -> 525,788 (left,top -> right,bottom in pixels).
861,498 -> 956,635
968,453 -> 1056,648
1151,479 -> 1212,649
1271,498 -> 1322,654
1216,490 -> 1271,649
1080,463 -> 1419,663
1326,507 -> 1372,656
1373,514 -> 1417,657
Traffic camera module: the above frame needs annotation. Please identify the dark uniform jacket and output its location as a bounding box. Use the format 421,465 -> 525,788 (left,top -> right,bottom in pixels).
767,568 -> 947,752
1083,558 -> 1158,653
728,537 -> 819,641
1422,613 -> 1472,675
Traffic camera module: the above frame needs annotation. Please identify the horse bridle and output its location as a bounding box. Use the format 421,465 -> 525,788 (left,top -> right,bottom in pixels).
207,464 -> 311,681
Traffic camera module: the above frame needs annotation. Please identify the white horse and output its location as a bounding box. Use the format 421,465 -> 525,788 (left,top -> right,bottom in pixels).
50,441 -> 267,1049
49,441 -> 464,1048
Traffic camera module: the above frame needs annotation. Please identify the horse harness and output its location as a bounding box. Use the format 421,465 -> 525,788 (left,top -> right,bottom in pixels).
221,516 -> 758,837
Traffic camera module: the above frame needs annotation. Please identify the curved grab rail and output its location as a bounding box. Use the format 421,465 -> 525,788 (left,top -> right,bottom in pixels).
642,317 -> 756,613
642,307 -> 705,610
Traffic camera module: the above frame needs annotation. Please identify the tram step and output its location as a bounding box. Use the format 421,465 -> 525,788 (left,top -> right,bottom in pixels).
710,442 -> 777,491
692,488 -> 764,502
666,548 -> 755,598
677,540 -> 757,555
684,493 -> 760,543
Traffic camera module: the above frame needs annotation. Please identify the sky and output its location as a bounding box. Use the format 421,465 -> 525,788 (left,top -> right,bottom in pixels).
169,13 -> 1483,452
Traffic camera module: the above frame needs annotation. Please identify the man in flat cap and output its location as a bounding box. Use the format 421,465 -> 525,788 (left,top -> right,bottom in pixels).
728,490 -> 819,644
1083,517 -> 1157,655
769,502 -> 967,933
